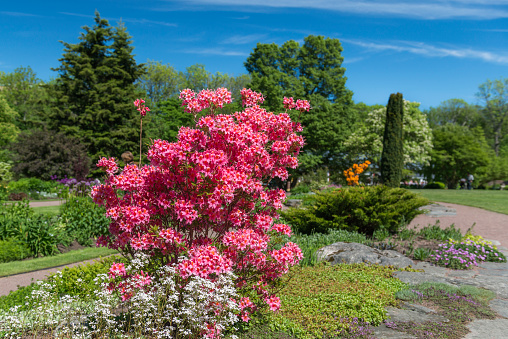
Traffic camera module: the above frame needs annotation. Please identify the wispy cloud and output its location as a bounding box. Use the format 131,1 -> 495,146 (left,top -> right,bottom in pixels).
221,34 -> 266,45
0,11 -> 41,17
182,48 -> 249,56
170,0 -> 508,20
343,39 -> 508,64
59,12 -> 177,27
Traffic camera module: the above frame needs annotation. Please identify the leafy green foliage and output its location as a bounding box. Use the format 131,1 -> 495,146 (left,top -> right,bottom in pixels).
0,201 -> 57,257
423,125 -> 490,189
476,77 -> 508,156
426,98 -> 482,129
0,66 -> 48,130
418,222 -> 463,242
48,12 -> 145,167
7,178 -> 60,195
59,197 -> 110,246
245,35 -> 356,175
380,93 -> 404,188
0,238 -> 32,263
0,161 -> 13,182
280,186 -> 429,235
9,129 -> 90,181
0,92 -> 20,148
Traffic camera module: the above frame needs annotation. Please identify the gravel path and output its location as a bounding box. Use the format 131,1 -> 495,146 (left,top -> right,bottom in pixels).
409,202 -> 508,248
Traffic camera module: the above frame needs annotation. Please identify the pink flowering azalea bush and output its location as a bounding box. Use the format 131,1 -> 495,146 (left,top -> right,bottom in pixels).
92,88 -> 309,337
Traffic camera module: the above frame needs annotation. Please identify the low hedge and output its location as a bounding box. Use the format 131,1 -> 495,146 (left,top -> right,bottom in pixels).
280,185 -> 429,235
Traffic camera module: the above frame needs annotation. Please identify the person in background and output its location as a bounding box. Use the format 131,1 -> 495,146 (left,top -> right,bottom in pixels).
460,178 -> 466,189
467,173 -> 474,190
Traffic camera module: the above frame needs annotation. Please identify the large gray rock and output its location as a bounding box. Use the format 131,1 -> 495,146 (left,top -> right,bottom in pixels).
284,199 -> 302,207
315,242 -> 414,268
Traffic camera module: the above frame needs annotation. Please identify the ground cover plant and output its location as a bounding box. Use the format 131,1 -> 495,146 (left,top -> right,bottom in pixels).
415,189 -> 508,215
390,282 -> 496,339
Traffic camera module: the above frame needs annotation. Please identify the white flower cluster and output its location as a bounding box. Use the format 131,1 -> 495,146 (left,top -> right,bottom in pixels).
0,257 -> 240,338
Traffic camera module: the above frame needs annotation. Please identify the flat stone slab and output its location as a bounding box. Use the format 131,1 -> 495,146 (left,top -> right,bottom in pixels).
464,319 -> 508,338
419,204 -> 457,217
372,324 -> 417,339
489,299 -> 508,318
385,306 -> 449,323
316,242 -> 414,268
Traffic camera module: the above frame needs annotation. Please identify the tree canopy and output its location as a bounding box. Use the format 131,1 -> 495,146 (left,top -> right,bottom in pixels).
476,77 -> 508,156
245,35 -> 355,178
423,125 -> 490,188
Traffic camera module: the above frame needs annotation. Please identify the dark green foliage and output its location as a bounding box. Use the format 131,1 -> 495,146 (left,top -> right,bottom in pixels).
48,12 -> 145,168
0,238 -> 32,263
380,93 -> 404,188
418,223 -> 463,242
60,197 -> 110,246
280,186 -> 429,235
9,129 -> 90,180
423,181 -> 446,189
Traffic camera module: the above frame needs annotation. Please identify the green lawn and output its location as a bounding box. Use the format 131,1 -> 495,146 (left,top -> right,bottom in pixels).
32,205 -> 61,216
414,189 -> 508,215
0,247 -> 119,277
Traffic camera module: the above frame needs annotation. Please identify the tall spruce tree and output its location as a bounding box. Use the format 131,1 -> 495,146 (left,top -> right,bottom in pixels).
380,93 -> 404,187
48,12 -> 145,169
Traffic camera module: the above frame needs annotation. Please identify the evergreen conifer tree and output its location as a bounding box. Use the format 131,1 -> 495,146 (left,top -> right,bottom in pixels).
48,12 -> 145,169
380,93 -> 404,187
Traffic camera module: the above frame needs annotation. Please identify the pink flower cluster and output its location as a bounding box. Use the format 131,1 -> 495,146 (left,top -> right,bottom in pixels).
134,98 -> 150,117
93,88 -> 305,322
179,88 -> 233,114
107,262 -> 152,301
283,96 -> 311,112
241,88 -> 265,107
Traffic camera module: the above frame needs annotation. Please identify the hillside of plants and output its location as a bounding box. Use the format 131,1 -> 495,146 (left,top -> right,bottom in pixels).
1,10 -> 508,339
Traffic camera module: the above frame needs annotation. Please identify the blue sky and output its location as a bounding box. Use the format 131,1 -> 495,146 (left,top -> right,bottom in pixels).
1,0 -> 508,109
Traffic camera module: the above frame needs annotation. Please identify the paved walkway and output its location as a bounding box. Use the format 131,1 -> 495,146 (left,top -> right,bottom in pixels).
409,202 -> 508,248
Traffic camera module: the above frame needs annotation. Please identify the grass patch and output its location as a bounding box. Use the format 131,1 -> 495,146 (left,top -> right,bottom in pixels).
415,189 -> 508,215
31,205 -> 61,216
0,247 -> 118,277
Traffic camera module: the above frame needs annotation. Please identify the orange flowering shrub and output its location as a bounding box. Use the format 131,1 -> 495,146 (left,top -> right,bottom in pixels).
344,161 -> 371,186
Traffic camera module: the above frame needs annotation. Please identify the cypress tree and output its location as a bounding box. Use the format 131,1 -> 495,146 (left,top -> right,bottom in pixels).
380,93 -> 404,187
48,11 -> 145,170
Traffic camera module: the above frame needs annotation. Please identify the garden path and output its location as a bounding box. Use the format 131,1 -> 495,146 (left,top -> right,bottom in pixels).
408,202 -> 508,248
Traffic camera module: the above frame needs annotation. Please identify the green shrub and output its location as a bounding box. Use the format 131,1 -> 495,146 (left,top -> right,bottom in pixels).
290,184 -> 310,195
280,186 -> 429,235
424,181 -> 446,189
0,238 -> 32,263
60,197 -> 110,246
0,201 -> 57,257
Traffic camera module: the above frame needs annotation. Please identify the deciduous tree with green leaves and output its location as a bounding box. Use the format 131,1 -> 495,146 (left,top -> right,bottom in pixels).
48,12 -> 145,168
423,125 -> 490,189
0,93 -> 19,150
476,78 -> 508,156
245,35 -> 354,179
0,66 -> 48,130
